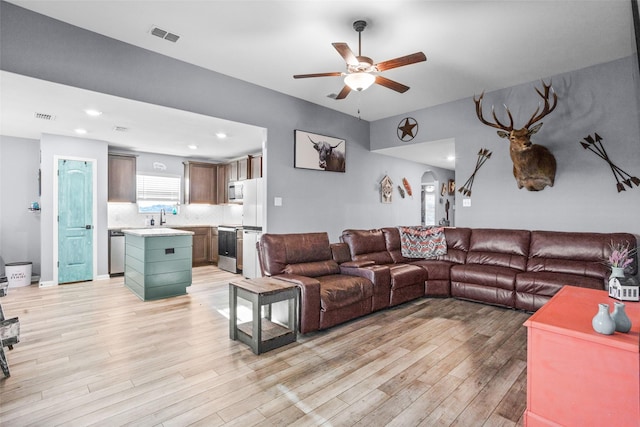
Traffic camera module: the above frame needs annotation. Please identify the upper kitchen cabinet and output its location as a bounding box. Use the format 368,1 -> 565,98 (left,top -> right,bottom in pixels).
249,155 -> 262,179
227,155 -> 262,182
184,161 -> 217,204
216,164 -> 228,204
227,161 -> 238,183
108,154 -> 137,202
237,157 -> 248,181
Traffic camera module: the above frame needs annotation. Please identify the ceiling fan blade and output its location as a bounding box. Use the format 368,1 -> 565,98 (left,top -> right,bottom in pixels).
335,85 -> 352,100
332,43 -> 359,66
375,52 -> 427,72
375,76 -> 410,93
293,72 -> 343,79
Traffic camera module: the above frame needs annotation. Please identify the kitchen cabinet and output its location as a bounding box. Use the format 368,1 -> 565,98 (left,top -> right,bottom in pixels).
210,227 -> 219,264
228,161 -> 238,183
237,157 -> 248,181
236,228 -> 243,272
122,228 -> 193,301
249,155 -> 262,178
175,226 -> 211,266
108,154 -> 136,202
184,162 -> 217,204
216,165 -> 228,204
226,155 -> 258,182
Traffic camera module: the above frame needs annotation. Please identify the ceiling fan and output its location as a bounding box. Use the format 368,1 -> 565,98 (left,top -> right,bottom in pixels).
293,20 -> 427,100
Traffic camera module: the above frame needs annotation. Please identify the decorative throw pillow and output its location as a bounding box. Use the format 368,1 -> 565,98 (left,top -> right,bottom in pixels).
398,226 -> 448,259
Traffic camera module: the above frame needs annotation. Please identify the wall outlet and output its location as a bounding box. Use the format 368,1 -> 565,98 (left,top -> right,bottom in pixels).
463,198 -> 471,207
274,197 -> 282,206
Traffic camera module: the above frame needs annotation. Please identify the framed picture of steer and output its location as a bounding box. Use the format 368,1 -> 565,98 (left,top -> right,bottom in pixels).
294,129 -> 346,173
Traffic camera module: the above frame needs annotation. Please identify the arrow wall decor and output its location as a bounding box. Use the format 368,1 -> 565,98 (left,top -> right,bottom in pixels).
579,133 -> 640,192
458,148 -> 492,197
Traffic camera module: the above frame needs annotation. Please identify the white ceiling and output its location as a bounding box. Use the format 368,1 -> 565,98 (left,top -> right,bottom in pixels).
1,0 -> 635,168
0,71 -> 266,162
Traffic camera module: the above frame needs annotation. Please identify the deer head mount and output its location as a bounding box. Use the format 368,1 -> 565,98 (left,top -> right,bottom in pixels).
474,81 -> 558,191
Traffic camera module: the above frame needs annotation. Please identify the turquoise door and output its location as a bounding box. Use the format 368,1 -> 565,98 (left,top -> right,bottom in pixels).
58,159 -> 93,284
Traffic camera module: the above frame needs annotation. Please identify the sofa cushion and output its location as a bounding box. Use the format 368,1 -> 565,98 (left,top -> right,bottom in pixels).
388,264 -> 427,290
318,274 -> 373,311
284,260 -> 340,277
515,272 -> 604,311
451,264 -> 519,291
516,271 -> 603,295
259,232 -> 333,276
410,259 -> 453,281
439,227 -> 472,264
527,231 -> 637,279
330,242 -> 352,264
397,226 -> 448,259
466,228 -> 530,271
342,229 -> 394,265
381,227 -> 411,263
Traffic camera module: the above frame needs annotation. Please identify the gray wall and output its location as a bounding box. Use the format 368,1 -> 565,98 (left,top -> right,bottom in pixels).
0,2 -> 440,244
372,56 -> 640,236
0,136 -> 41,274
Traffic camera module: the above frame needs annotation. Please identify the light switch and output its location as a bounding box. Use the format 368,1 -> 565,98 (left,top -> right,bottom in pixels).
463,198 -> 471,207
274,197 -> 282,206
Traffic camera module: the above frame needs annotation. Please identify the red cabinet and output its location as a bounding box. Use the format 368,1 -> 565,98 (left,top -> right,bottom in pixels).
524,286 -> 640,426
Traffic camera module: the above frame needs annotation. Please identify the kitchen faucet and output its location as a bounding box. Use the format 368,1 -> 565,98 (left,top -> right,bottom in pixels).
160,209 -> 166,226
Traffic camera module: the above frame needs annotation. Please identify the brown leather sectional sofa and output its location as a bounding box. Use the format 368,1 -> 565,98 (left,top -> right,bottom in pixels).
258,227 -> 638,334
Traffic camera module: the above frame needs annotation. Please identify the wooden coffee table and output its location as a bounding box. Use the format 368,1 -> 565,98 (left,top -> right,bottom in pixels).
229,277 -> 298,355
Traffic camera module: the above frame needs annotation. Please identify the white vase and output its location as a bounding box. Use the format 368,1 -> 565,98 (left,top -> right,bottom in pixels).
611,302 -> 632,333
608,266 -> 625,293
592,303 -> 616,335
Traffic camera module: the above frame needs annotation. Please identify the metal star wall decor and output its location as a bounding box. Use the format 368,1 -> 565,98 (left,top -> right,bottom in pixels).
397,117 -> 418,141
458,148 -> 492,197
579,133 -> 640,192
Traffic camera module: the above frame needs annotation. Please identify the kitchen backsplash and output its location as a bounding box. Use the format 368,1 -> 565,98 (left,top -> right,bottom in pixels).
108,203 -> 243,229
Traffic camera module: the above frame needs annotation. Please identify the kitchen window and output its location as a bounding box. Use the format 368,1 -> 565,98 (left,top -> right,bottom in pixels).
136,173 -> 181,213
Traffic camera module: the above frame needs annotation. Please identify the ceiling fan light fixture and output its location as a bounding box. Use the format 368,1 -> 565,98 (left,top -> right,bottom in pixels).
344,72 -> 375,91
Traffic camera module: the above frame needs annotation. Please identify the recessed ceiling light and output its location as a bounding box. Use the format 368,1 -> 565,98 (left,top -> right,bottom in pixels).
216,132 -> 227,139
84,109 -> 102,117
74,128 -> 87,135
188,144 -> 198,150
447,155 -> 456,161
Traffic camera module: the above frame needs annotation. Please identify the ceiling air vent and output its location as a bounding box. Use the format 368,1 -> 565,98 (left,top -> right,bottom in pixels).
113,126 -> 129,132
150,25 -> 180,43
34,112 -> 56,121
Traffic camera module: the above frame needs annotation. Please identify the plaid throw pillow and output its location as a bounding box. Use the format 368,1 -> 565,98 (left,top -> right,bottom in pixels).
398,226 -> 448,259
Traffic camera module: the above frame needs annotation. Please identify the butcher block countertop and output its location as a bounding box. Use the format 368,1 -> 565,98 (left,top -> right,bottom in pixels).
122,228 -> 195,237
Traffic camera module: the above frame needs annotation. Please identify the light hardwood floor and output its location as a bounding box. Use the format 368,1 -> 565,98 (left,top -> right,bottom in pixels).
0,266 -> 530,426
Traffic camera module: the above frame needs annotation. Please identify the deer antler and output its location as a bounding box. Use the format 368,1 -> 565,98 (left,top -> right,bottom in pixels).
524,81 -> 558,128
474,92 -> 514,131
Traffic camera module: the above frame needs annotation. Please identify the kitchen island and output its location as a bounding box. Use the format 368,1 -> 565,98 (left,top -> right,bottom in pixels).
123,228 -> 194,301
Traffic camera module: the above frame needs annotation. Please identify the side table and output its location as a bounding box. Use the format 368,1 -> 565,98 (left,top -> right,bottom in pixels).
524,286 -> 640,426
229,277 -> 298,355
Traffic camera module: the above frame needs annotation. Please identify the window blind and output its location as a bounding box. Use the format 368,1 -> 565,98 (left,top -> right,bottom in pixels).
136,174 -> 180,202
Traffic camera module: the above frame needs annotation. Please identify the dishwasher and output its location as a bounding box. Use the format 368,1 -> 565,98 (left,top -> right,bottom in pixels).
218,225 -> 240,273
109,230 -> 125,276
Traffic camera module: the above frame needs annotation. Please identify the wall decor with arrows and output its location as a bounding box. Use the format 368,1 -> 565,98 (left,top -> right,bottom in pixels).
458,148 -> 492,197
579,133 -> 639,193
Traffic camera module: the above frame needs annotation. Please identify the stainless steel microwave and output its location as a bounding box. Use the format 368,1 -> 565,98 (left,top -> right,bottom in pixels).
228,181 -> 243,203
